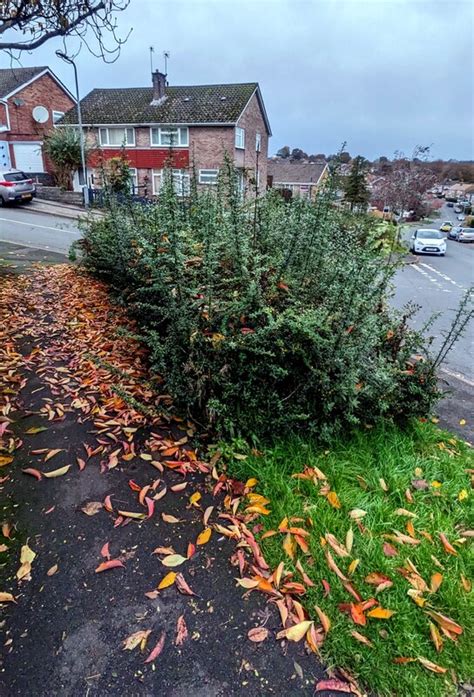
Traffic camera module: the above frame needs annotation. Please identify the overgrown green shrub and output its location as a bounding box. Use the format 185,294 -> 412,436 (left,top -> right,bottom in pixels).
77,163 -> 440,439
43,127 -> 85,190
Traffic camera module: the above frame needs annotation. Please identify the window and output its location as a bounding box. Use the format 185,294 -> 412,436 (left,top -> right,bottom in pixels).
99,127 -> 135,146
236,169 -> 245,198
52,111 -> 65,124
235,127 -> 245,149
129,168 -> 138,193
199,169 -> 219,185
150,127 -> 189,147
256,132 -> 261,152
152,169 -> 190,196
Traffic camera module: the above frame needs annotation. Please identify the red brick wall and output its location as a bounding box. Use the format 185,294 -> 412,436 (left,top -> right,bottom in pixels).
189,126 -> 235,172
5,72 -> 74,171
235,92 -> 269,193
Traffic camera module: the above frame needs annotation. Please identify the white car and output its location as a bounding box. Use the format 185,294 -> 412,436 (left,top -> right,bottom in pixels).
410,229 -> 446,256
458,228 -> 474,243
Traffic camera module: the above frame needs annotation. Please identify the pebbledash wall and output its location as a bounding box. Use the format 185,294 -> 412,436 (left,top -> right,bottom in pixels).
0,72 -> 74,174
85,93 -> 268,197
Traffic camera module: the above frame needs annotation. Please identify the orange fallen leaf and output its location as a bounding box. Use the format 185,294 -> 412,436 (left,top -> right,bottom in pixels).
158,572 -> 177,589
327,491 -> 341,509
425,610 -> 462,636
315,605 -> 331,633
367,607 -> 395,619
196,527 -> 212,545
439,533 -> 457,556
95,559 -> 124,573
350,603 -> 366,626
430,572 -> 443,593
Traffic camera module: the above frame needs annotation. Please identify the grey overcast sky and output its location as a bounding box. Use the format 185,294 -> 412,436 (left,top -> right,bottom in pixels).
2,0 -> 473,160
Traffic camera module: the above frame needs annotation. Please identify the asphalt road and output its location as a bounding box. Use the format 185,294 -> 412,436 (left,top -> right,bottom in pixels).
392,203 -> 473,380
0,204 -> 81,255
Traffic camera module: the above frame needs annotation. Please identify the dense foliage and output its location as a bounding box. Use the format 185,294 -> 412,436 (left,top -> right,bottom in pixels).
43,126 -> 84,190
77,163 -> 439,440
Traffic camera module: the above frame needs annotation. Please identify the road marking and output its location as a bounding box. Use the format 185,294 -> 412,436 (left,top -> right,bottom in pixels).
0,238 -> 68,255
419,262 -> 466,290
411,264 -> 443,288
439,367 -> 474,388
0,216 -> 80,235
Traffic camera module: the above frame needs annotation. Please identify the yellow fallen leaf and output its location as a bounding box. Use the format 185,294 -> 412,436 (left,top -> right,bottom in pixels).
0,455 -> 13,467
429,622 -> 443,653
282,533 -> 296,560
349,508 -> 367,520
189,492 -> 201,506
20,544 -> 36,564
196,527 -> 212,545
117,510 -> 146,520
123,629 -> 151,651
0,592 -> 16,603
42,465 -> 71,478
327,491 -> 341,509
431,480 -> 442,489
459,419 -> 466,426
345,528 -> 354,554
394,508 -> 417,518
348,558 -> 360,575
417,657 -> 447,674
139,453 -> 152,461
285,620 -> 313,642
367,607 -> 395,619
246,478 -> 258,488
157,572 -> 177,589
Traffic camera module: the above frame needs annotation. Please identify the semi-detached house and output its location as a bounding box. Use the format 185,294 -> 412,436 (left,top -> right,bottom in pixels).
60,70 -> 271,196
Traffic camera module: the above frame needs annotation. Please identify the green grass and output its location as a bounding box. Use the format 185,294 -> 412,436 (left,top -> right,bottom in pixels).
226,421 -> 473,696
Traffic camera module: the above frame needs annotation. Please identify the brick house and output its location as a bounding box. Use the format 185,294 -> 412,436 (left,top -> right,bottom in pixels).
59,70 -> 271,196
267,159 -> 328,199
0,66 -> 75,177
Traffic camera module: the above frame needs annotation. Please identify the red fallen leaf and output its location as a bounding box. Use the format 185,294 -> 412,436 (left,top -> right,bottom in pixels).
342,581 -> 363,602
361,598 -> 378,612
144,632 -> 166,663
95,559 -> 124,573
248,626 -> 269,642
322,579 -> 331,597
187,542 -> 196,559
315,679 -> 352,693
175,615 -> 188,645
113,516 -> 123,528
144,497 -> 154,518
383,542 -> 398,557
100,542 -> 111,560
350,603 -> 367,626
365,572 -> 391,585
175,573 -> 195,596
128,479 -> 141,492
44,506 -> 55,515
22,468 -> 42,481
103,495 -> 113,512
77,457 -> 86,471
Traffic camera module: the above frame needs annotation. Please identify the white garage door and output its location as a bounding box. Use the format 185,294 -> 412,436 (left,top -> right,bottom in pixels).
13,142 -> 44,173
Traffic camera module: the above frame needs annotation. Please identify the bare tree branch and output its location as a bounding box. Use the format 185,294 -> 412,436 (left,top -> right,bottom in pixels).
0,0 -> 131,62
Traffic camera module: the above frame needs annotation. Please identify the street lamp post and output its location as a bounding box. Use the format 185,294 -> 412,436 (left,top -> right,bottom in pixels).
55,50 -> 88,199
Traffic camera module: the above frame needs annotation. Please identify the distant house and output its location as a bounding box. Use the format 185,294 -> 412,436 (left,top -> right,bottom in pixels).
59,70 -> 271,196
267,159 -> 328,199
0,66 -> 75,177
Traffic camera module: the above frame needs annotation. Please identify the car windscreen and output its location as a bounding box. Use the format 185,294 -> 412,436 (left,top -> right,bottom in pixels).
418,230 -> 444,239
4,172 -> 28,182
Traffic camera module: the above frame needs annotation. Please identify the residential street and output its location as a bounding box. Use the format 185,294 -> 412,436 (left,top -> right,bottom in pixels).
393,204 -> 473,380
0,205 -> 81,255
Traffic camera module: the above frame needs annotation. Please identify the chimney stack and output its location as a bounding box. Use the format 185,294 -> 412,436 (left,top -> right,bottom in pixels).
151,70 -> 167,104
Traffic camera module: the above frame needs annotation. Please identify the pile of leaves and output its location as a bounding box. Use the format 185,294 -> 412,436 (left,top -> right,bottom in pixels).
226,423 -> 473,696
77,162 -> 439,440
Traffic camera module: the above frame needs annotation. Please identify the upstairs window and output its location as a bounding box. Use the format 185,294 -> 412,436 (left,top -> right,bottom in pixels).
235,127 -> 245,149
99,127 -> 135,146
256,132 -> 261,152
199,169 -> 219,185
151,127 -> 189,147
52,111 -> 65,124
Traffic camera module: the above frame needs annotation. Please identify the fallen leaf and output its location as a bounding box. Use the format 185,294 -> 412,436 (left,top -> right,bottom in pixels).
196,527 -> 212,545
175,615 -> 188,646
153,546 -> 176,556
383,542 -> 398,557
157,572 -> 177,590
117,510 -> 146,520
394,508 -> 417,518
379,478 -> 388,492
103,495 -> 113,512
327,491 -> 341,509
430,572 -> 443,593
175,573 -> 195,596
170,482 -> 187,492
123,629 -> 151,651
236,577 -> 260,589
283,532 -> 296,560
44,449 -> 64,462
315,679 -> 352,693
25,426 -> 48,434
349,509 -> 367,520
365,572 -> 391,586
161,554 -> 187,568
429,622 -> 443,652
95,559 -> 124,573
2,522 -> 12,538
81,501 -> 103,516
325,533 -> 349,557
348,559 -> 360,576
393,657 -> 417,664
189,492 -> 201,506
0,456 -> 13,467
285,620 -> 313,642
351,630 -> 373,647
162,513 -> 181,524
425,610 -> 463,636
22,468 -> 42,480
315,605 -> 331,633
42,465 -> 71,478
345,528 -> 354,554
100,542 -> 111,560
47,564 -> 58,576
0,592 -> 16,603
248,626 -> 269,642
417,657 -> 447,674
350,603 -> 366,626
144,632 -> 166,662
460,574 -> 472,592
439,533 -> 457,556
367,607 -> 395,619
325,550 -> 348,581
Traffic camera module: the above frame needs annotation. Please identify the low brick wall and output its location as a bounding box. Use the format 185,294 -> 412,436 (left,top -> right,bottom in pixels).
35,186 -> 84,206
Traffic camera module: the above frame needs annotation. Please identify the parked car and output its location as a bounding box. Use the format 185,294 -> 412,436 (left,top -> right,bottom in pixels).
439,221 -> 453,232
458,228 -> 474,243
0,169 -> 36,205
448,226 -> 462,240
457,214 -> 466,222
454,205 -> 463,214
410,229 -> 446,256
446,202 -> 454,208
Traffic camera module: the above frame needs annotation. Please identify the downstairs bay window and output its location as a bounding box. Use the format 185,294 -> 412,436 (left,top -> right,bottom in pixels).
152,169 -> 190,196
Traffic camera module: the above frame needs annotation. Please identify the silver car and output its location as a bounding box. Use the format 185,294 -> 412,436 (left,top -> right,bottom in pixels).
0,169 -> 36,205
458,227 -> 474,243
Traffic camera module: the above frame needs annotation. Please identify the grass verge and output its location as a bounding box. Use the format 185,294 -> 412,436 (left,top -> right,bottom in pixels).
226,421 -> 473,696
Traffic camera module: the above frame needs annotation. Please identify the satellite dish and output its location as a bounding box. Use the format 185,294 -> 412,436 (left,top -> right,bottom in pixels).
32,105 -> 49,123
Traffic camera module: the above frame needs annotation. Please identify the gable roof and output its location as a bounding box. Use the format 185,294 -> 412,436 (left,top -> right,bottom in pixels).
268,159 -> 327,185
0,66 -> 75,101
59,82 -> 271,133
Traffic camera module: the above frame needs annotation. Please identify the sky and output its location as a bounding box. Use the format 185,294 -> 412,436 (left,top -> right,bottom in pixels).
1,0 -> 473,160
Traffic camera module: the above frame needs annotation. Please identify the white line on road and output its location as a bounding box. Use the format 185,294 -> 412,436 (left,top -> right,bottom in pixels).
0,217 -> 80,235
0,238 -> 68,255
439,367 -> 474,388
419,262 -> 466,290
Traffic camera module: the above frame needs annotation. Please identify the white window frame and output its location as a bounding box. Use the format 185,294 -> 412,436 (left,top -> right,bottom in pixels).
150,126 -> 189,147
235,126 -> 245,150
52,110 -> 65,124
129,167 -> 138,193
152,169 -> 190,197
199,168 -> 219,185
99,127 -> 135,147
256,132 -> 261,152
